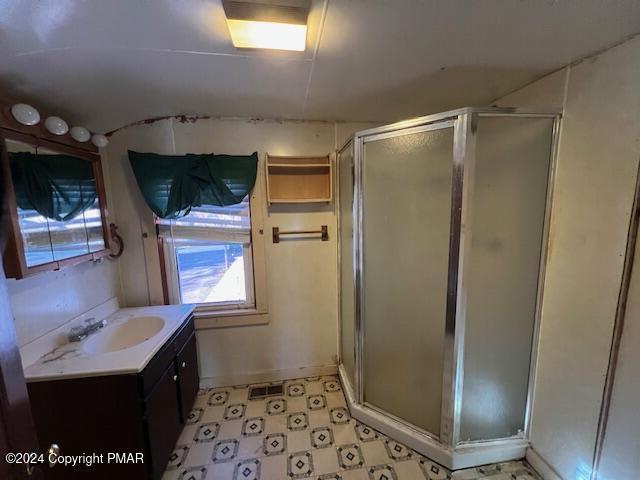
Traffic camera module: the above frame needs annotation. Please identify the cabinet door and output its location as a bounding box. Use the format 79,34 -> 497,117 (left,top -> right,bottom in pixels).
145,363 -> 182,480
177,333 -> 199,423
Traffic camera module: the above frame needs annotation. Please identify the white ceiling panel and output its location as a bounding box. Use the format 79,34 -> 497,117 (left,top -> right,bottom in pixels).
1,48 -> 313,131
303,0 -> 640,122
0,0 -> 639,131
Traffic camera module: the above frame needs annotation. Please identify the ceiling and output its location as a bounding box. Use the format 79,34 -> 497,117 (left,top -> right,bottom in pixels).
1,0 -> 639,132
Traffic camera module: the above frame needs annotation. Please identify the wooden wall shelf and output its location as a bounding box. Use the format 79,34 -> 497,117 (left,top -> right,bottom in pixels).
266,154 -> 332,205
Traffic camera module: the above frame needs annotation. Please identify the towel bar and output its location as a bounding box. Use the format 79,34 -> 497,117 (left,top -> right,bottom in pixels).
272,226 -> 328,243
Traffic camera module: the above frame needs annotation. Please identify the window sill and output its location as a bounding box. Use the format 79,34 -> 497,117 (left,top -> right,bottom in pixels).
193,307 -> 269,330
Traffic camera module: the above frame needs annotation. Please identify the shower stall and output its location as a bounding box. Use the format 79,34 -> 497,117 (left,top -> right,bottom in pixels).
337,107 -> 560,469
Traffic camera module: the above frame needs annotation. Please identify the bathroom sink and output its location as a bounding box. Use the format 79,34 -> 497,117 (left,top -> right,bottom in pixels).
83,316 -> 165,354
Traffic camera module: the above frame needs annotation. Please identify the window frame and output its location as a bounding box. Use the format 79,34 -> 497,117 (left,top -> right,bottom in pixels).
152,162 -> 269,327
158,202 -> 256,310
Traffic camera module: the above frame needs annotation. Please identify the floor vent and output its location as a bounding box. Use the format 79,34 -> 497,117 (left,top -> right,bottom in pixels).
249,384 -> 284,400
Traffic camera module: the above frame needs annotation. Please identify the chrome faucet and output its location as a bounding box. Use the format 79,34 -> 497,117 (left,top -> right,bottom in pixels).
68,317 -> 106,342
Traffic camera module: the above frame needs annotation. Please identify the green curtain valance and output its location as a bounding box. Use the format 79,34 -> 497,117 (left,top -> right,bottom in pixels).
128,150 -> 258,219
10,152 -> 97,222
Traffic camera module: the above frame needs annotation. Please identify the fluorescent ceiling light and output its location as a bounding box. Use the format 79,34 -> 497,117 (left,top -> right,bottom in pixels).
222,0 -> 310,52
226,19 -> 306,51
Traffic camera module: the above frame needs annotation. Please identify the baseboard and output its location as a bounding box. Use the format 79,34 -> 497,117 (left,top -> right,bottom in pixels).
526,447 -> 563,480
199,364 -> 338,389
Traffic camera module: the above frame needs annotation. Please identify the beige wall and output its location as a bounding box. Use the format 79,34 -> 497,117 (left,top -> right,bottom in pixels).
103,117 -> 375,384
496,36 -> 640,479
7,261 -> 120,348
597,221 -> 640,480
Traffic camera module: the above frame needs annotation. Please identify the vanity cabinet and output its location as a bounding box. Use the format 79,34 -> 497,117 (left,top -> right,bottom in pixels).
27,315 -> 198,480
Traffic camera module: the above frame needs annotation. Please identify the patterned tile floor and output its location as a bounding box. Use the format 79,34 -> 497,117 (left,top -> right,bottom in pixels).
162,375 -> 541,480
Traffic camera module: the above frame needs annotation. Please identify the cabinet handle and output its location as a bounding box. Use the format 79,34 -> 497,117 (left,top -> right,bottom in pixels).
182,361 -> 186,368
173,375 -> 178,382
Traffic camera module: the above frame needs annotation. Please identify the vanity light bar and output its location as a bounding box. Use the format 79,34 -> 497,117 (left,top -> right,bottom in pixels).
9,101 -> 109,147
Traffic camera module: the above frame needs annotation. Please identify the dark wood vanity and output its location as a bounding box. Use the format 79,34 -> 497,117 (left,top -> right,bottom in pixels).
26,315 -> 198,480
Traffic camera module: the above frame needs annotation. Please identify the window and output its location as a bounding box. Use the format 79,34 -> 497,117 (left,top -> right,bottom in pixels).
157,195 -> 255,309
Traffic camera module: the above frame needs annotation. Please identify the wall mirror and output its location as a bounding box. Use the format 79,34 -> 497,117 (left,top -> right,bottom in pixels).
1,131 -> 110,278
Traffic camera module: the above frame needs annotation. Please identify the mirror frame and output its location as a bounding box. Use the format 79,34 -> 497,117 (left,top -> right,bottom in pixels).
1,128 -> 111,278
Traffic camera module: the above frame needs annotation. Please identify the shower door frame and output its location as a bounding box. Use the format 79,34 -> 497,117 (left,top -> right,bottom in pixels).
337,107 -> 562,465
356,119 -> 456,443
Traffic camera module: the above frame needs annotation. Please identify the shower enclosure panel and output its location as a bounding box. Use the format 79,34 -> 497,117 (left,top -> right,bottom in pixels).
337,108 -> 560,469
457,116 -> 555,443
360,124 -> 454,439
338,140 -> 356,383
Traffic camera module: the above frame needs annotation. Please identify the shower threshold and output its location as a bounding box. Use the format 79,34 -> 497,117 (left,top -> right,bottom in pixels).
338,365 -> 529,470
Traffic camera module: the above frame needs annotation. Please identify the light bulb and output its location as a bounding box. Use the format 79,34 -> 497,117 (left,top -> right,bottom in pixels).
91,134 -> 109,148
44,116 -> 69,135
11,103 -> 40,126
70,126 -> 91,142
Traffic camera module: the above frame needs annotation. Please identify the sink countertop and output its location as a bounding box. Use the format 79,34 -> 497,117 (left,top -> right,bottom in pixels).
23,304 -> 195,383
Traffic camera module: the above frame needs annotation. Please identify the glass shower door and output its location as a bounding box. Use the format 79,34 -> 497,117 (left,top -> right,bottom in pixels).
360,123 -> 454,437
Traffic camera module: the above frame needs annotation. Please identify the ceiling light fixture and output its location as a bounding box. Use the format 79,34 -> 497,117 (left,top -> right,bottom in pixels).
70,126 -> 91,142
222,0 -> 310,52
91,134 -> 109,148
11,103 -> 40,126
44,116 -> 69,135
